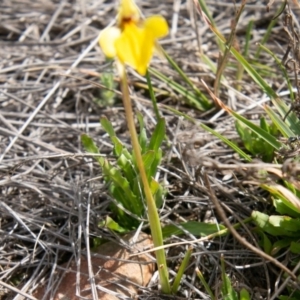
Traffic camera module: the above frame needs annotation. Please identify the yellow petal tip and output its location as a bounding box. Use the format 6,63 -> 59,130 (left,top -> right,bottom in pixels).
99,27 -> 121,58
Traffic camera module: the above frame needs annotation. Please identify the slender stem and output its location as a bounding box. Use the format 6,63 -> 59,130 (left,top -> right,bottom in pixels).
120,70 -> 171,294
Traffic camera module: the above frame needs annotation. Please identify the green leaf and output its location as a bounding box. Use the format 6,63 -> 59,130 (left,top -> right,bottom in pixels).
273,198 -> 300,218
269,215 -> 300,233
290,241 -> 300,254
152,180 -> 165,208
221,256 -> 239,300
137,112 -> 148,152
264,106 -> 296,138
117,151 -> 135,183
201,123 -> 252,161
252,211 -> 300,237
159,49 -> 212,109
271,239 -> 292,256
171,248 -> 193,294
149,68 -> 211,111
235,118 -> 275,161
142,151 -> 156,170
256,231 -> 272,255
99,216 -> 128,233
231,110 -> 281,150
262,184 -> 300,215
162,221 -> 225,239
81,134 -> 99,154
102,160 -> 142,214
100,116 -> 116,139
148,118 -> 166,152
148,149 -> 162,179
112,136 -> 123,156
239,288 -> 251,300
252,211 -> 284,236
81,134 -> 104,165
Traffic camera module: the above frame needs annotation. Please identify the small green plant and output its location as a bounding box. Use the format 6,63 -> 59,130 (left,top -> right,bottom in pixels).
252,182 -> 300,256
235,117 -> 278,162
82,115 -> 165,230
220,255 -> 251,300
94,70 -> 116,106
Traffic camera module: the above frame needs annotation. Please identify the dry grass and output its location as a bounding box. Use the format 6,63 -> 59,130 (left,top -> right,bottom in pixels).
1,0 -> 299,299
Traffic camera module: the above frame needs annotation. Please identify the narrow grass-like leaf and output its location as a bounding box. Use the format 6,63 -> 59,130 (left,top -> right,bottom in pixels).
197,0 -> 224,51
236,20 -> 253,91
258,44 -> 294,102
147,149 -> 162,179
162,221 -> 225,239
146,70 -> 161,119
149,67 -> 211,111
101,116 -> 116,139
142,151 -> 156,173
200,123 -> 252,161
244,20 -> 253,57
159,47 -> 211,109
148,118 -> 165,152
264,105 -> 296,137
196,268 -> 215,300
255,13 -> 279,59
171,247 -> 193,294
221,255 -> 238,300
230,110 -> 282,150
137,112 -> 148,152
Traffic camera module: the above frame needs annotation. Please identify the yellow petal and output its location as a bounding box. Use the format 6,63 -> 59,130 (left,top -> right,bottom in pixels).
118,0 -> 140,23
144,16 -> 169,39
99,27 -> 121,58
115,23 -> 154,75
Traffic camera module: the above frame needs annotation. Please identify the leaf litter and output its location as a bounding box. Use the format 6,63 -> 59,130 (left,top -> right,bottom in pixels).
1,0 -> 300,299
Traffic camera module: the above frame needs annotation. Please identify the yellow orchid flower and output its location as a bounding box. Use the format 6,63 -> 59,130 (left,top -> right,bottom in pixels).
99,0 -> 168,75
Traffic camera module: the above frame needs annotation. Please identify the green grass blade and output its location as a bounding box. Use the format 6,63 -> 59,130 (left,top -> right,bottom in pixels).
162,221 -> 225,239
148,118 -> 165,152
149,67 -> 211,111
159,48 -> 211,109
230,110 -> 282,150
146,70 -> 161,120
200,123 -> 252,161
197,0 -> 224,51
258,43 -> 294,102
221,255 -> 239,300
264,106 -> 295,137
255,1 -> 286,57
171,247 -> 193,294
196,268 -> 215,300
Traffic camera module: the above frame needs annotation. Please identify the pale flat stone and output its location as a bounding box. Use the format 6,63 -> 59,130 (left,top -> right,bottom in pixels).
34,232 -> 154,299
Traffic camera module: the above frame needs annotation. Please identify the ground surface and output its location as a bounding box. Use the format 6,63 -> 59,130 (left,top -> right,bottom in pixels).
1,0 -> 300,299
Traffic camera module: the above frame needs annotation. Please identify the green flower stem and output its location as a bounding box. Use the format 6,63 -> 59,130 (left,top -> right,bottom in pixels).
120,70 -> 171,294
